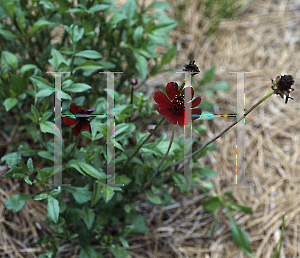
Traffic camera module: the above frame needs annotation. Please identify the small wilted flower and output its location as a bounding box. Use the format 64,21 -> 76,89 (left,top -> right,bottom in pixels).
271,74 -> 294,104
63,103 -> 95,136
154,82 -> 202,126
183,61 -> 200,76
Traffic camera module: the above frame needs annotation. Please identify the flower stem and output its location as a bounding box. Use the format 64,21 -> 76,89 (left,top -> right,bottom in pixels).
174,90 -> 275,168
125,116 -> 165,166
137,124 -> 176,196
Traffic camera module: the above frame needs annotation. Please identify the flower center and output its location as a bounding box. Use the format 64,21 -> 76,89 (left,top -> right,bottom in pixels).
171,95 -> 185,111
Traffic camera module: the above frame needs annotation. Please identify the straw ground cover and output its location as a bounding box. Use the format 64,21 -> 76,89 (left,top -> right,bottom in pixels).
1,0 -> 300,257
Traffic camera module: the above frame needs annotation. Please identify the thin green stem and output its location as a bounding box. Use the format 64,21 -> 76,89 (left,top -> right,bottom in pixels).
137,124 -> 176,196
125,116 -> 165,166
174,90 -> 275,169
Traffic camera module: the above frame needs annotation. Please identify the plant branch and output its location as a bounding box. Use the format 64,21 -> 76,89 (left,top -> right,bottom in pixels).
174,90 -> 275,170
125,116 -> 165,166
137,124 -> 176,196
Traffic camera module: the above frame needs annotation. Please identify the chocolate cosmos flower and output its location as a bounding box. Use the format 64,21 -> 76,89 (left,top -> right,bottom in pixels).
63,103 -> 95,136
154,82 -> 202,126
271,74 -> 295,104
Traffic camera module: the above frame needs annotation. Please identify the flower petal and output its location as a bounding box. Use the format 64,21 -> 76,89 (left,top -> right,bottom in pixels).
80,120 -> 91,131
154,91 -> 173,108
63,117 -> 78,125
177,113 -> 185,126
155,104 -> 172,115
69,103 -> 77,114
165,113 -> 178,125
72,123 -> 82,136
166,82 -> 179,100
192,96 -> 201,108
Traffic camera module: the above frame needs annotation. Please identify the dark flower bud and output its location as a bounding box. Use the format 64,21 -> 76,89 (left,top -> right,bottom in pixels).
130,78 -> 138,85
98,12 -> 103,16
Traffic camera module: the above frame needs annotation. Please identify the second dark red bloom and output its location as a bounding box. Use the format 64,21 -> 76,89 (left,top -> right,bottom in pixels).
154,82 -> 202,126
63,103 -> 95,136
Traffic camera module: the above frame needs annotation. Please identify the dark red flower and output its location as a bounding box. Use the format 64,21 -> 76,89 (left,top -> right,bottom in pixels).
271,74 -> 294,104
154,82 -> 202,126
63,103 -> 95,136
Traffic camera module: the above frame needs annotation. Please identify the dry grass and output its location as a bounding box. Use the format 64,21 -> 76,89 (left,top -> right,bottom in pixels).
1,0 -> 300,257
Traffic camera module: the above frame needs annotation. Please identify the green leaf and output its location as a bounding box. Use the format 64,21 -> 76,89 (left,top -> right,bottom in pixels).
65,7 -> 85,14
64,24 -> 84,43
194,124 -> 206,133
34,193 -> 48,200
19,64 -> 38,73
125,213 -> 148,233
40,121 -> 61,138
111,245 -> 131,258
78,161 -> 106,179
146,1 -> 172,11
198,99 -> 215,110
224,191 -> 233,197
48,48 -> 68,69
64,83 -> 91,93
64,186 -> 92,204
59,46 -> 73,55
47,196 -> 60,223
100,185 -> 122,203
39,111 -> 53,123
199,67 -> 215,85
145,190 -> 162,204
37,151 -> 54,162
134,53 -> 148,80
15,7 -> 26,31
3,97 -> 18,111
79,245 -> 98,258
30,20 -> 53,36
121,0 -> 136,20
81,207 -> 95,230
88,4 -> 110,13
210,81 -> 230,91
27,158 -> 34,175
227,202 -> 253,215
2,51 -> 18,70
73,61 -> 104,71
3,194 -> 33,212
2,165 -> 26,178
226,209 -> 252,254
201,196 -> 222,212
115,123 -> 136,141
151,17 -> 177,36
132,26 -> 143,45
1,152 -> 21,166
160,46 -> 177,66
3,0 -> 15,17
30,76 -> 52,89
193,166 -> 217,179
0,29 -> 17,39
91,183 -> 102,207
75,50 -> 102,59
11,74 -> 25,96
39,0 -> 56,10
